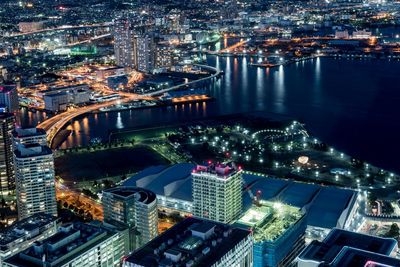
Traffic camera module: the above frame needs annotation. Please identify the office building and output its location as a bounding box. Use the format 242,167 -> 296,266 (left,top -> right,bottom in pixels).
136,35 -> 156,73
0,213 -> 58,266
114,18 -> 134,67
14,144 -> 57,219
3,222 -> 129,267
0,85 -> 19,113
155,44 -> 174,70
192,162 -> 243,223
42,84 -> 91,112
12,127 -> 47,147
122,217 -> 253,267
43,92 -> 68,112
236,201 -> 307,267
102,186 -> 158,252
296,228 -> 400,267
0,113 -> 15,198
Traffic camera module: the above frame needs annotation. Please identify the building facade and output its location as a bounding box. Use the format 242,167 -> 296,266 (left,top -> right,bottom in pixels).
102,186 -> 158,252
136,35 -> 156,73
12,127 -> 47,147
236,202 -> 307,267
192,162 -> 243,223
0,113 -> 15,198
113,18 -> 134,67
14,144 -> 57,219
0,85 -> 19,113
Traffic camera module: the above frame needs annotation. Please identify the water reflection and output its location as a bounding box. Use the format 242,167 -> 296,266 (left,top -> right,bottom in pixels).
116,112 -> 124,129
19,57 -> 400,174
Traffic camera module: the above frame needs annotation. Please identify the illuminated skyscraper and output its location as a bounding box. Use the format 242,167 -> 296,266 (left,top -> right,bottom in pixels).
136,34 -> 156,73
192,162 -> 243,223
102,186 -> 158,251
113,18 -> 134,67
12,127 -> 47,147
0,113 -> 15,198
0,85 -> 19,113
14,143 -> 57,219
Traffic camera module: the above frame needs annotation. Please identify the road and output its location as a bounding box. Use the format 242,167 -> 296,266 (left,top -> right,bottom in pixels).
38,94 -> 150,148
7,22 -> 112,38
56,182 -> 103,221
146,64 -> 222,96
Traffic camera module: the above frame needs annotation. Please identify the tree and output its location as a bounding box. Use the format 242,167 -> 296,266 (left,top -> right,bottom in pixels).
386,223 -> 399,238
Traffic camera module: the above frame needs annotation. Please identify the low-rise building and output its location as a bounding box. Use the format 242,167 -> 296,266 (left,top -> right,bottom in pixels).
122,217 -> 253,267
3,222 -> 129,267
296,228 -> 400,267
236,201 -> 307,267
0,213 -> 58,266
43,92 -> 68,112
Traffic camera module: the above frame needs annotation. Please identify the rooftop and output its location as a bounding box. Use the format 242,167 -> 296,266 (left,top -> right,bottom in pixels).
192,162 -> 241,178
298,228 -> 398,265
236,201 -> 304,243
0,213 -> 57,248
13,127 -> 46,138
14,144 -> 52,158
331,247 -> 400,267
103,186 -> 157,204
0,85 -> 16,93
4,222 -> 113,267
124,217 -> 251,267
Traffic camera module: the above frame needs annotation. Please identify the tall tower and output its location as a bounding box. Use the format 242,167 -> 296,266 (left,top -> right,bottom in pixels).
14,143 -> 57,219
113,17 -> 134,67
192,162 -> 243,223
102,186 -> 158,251
0,113 -> 15,198
12,127 -> 47,147
0,85 -> 19,113
136,34 -> 156,73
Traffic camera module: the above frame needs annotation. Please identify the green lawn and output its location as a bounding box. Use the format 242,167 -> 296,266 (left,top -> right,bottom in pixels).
55,145 -> 170,181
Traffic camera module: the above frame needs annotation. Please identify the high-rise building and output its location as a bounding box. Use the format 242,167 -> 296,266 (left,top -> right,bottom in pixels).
122,217 -> 253,267
3,222 -> 129,267
12,127 -> 47,147
296,228 -> 400,267
136,35 -> 156,73
0,213 -> 58,266
0,85 -> 19,113
192,162 -> 243,224
102,186 -> 158,252
113,18 -> 134,67
155,44 -> 175,70
236,201 -> 307,267
14,143 -> 57,219
0,113 -> 15,198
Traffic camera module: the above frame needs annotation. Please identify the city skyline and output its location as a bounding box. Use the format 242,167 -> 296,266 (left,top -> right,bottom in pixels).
1,0 -> 400,266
